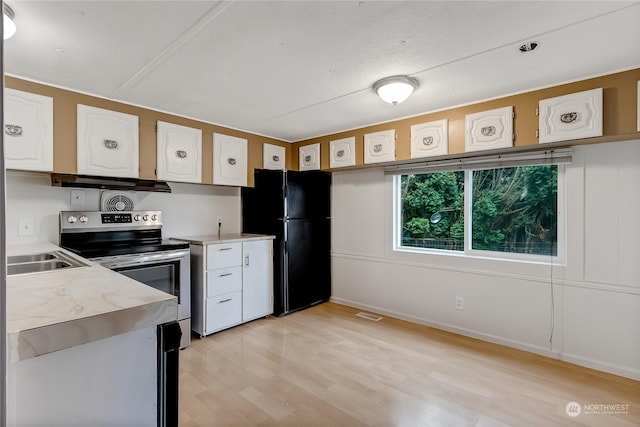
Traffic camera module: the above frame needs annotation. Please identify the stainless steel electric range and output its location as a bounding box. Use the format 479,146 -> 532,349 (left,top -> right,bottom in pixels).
59,210 -> 191,349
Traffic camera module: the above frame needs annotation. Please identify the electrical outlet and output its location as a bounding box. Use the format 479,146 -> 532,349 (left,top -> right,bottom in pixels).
18,218 -> 35,236
455,296 -> 464,311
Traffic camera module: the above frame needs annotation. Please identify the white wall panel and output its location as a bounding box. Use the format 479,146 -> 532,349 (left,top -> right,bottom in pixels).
332,256 -> 553,354
332,168 -> 385,257
331,139 -> 640,380
559,285 -> 640,378
582,141 -> 640,287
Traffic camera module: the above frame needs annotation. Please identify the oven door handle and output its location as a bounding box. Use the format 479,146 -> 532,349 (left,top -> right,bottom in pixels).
92,250 -> 190,269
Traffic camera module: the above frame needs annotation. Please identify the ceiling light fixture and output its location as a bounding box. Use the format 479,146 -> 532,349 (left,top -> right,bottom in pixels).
3,3 -> 16,40
373,75 -> 418,105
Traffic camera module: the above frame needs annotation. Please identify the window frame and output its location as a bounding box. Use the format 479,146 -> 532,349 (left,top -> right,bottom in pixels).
394,164 -> 566,264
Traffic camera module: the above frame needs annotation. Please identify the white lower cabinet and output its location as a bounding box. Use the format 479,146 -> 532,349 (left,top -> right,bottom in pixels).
242,240 -> 274,322
188,237 -> 273,336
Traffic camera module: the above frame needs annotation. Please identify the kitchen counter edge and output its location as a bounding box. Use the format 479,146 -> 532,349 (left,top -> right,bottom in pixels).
6,242 -> 178,363
170,233 -> 276,245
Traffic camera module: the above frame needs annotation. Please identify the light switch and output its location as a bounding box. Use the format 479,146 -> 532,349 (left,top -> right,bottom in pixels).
18,218 -> 35,236
71,190 -> 85,207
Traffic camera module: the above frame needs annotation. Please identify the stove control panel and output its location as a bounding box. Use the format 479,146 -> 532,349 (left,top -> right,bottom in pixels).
60,211 -> 162,231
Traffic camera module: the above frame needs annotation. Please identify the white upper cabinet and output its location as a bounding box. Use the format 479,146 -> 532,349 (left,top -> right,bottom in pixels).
465,106 -> 514,152
4,88 -> 54,172
539,88 -> 603,144
156,121 -> 202,183
410,119 -> 448,159
263,143 -> 286,170
299,143 -> 320,171
329,136 -> 356,168
213,133 -> 248,186
77,104 -> 139,178
364,129 -> 395,164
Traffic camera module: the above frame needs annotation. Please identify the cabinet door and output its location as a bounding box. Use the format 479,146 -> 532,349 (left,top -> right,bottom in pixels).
465,106 -> 513,152
364,129 -> 395,164
329,136 -> 355,168
299,143 -> 320,171
263,143 -> 286,170
213,133 -> 247,186
77,104 -> 139,178
156,121 -> 202,183
4,88 -> 53,172
242,240 -> 273,321
410,119 -> 448,159
539,88 -> 603,144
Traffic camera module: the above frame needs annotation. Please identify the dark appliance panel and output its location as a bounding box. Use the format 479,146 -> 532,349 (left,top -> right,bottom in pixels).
286,218 -> 331,310
286,170 -> 331,219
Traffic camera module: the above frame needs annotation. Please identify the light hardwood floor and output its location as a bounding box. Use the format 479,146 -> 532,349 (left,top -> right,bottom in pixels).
178,302 -> 639,426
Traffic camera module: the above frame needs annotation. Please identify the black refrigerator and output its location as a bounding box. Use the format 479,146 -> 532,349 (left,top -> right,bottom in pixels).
242,169 -> 331,316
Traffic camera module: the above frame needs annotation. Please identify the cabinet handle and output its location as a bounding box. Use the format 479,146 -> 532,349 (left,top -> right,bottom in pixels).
104,139 -> 119,149
336,149 -> 345,158
218,298 -> 232,304
4,124 -> 23,136
176,150 -> 187,159
218,272 -> 232,277
227,158 -> 236,165
245,255 -> 250,267
219,247 -> 232,251
272,155 -> 280,162
304,155 -> 312,163
560,112 -> 578,124
422,136 -> 434,146
373,144 -> 383,153
480,126 -> 496,137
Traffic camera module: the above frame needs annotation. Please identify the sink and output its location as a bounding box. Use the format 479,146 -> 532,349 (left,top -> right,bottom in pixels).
7,253 -> 57,264
8,261 -> 73,275
7,250 -> 89,276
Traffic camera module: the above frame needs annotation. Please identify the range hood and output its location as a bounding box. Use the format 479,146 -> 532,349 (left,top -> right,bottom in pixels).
51,173 -> 172,193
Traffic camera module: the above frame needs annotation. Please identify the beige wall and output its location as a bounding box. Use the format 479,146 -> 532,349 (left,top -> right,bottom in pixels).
294,68 -> 640,170
4,76 -> 293,187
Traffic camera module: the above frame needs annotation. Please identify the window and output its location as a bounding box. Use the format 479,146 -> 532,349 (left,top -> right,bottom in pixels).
400,171 -> 464,251
397,164 -> 562,260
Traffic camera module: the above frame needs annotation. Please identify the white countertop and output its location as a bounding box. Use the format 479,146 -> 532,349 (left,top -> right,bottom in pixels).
171,233 -> 275,245
6,242 -> 178,362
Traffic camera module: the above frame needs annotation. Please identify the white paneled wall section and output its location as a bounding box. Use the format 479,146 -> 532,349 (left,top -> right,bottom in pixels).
331,139 -> 640,380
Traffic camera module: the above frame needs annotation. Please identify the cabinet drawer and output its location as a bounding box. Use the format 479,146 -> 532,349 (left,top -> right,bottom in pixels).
205,291 -> 242,333
206,243 -> 242,270
206,267 -> 242,297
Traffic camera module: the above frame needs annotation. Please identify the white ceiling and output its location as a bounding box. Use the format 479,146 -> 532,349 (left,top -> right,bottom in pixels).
5,1 -> 640,142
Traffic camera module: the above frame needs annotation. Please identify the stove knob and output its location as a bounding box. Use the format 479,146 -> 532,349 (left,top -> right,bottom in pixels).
79,215 -> 89,223
143,215 -> 149,221
67,215 -> 77,224
151,215 -> 158,221
133,215 -> 141,221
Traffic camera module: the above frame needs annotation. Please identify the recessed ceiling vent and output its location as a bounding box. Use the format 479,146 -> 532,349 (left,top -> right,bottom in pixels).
100,191 -> 136,211
519,42 -> 538,53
